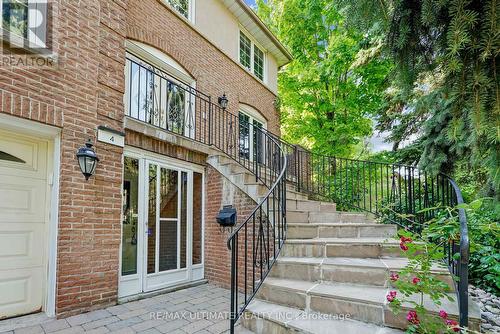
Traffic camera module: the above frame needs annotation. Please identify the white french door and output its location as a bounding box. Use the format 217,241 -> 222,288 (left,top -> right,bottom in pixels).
119,152 -> 204,298
239,111 -> 265,163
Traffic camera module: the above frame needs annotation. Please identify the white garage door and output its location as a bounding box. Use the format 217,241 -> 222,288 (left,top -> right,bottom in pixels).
0,129 -> 49,319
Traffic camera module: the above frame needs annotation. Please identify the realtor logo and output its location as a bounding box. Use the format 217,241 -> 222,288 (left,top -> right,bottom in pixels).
1,0 -> 55,66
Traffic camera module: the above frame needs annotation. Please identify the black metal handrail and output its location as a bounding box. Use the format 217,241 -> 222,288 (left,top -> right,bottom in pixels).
226,131 -> 287,333
285,150 -> 470,327
124,54 -> 469,329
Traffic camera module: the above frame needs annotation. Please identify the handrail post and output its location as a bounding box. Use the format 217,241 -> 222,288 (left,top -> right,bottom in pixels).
208,97 -> 213,146
296,146 -> 301,192
229,237 -> 236,334
254,130 -> 259,182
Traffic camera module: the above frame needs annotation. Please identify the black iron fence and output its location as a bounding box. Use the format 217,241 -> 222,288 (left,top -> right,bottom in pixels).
287,152 -> 470,327
124,54 -> 469,330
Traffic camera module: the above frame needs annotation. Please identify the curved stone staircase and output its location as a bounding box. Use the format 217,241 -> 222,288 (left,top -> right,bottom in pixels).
209,153 -> 481,333
240,196 -> 481,333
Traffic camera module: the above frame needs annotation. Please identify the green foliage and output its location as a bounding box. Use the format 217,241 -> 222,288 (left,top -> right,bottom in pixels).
461,199 -> 500,294
256,0 -> 392,157
421,199 -> 500,294
386,197 -> 500,294
339,0 -> 500,197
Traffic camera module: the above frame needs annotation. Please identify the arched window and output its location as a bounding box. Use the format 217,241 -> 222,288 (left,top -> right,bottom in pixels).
125,40 -> 196,139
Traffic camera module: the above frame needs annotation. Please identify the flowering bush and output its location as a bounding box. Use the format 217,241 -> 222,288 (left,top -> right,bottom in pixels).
386,231 -> 465,333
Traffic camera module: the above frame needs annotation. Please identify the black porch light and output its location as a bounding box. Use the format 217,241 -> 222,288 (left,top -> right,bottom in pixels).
76,139 -> 99,180
218,93 -> 228,110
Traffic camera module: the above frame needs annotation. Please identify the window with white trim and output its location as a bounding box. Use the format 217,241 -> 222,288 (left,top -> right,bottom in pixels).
1,0 -> 48,49
165,0 -> 192,21
239,31 -> 265,81
253,45 -> 264,80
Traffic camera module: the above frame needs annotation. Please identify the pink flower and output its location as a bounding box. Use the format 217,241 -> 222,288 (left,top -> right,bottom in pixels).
400,236 -> 413,243
446,319 -> 459,332
400,241 -> 409,251
390,273 -> 399,282
439,310 -> 448,319
406,310 -> 419,325
386,290 -> 397,302
412,277 -> 421,284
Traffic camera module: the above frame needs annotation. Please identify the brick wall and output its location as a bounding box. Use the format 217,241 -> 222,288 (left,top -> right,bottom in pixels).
0,0 -> 127,317
0,0 -> 281,318
125,0 -> 280,134
204,165 -> 257,288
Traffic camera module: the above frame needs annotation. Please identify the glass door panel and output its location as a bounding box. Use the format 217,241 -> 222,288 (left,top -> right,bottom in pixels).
158,167 -> 179,272
253,119 -> 264,164
159,168 -> 178,218
192,172 -> 203,265
147,164 -> 157,274
120,154 -> 204,296
180,172 -> 188,269
159,218 -> 177,271
239,113 -> 250,160
122,157 -> 139,276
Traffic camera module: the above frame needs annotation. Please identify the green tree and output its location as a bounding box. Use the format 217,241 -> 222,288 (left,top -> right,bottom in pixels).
256,0 -> 392,157
340,0 -> 500,197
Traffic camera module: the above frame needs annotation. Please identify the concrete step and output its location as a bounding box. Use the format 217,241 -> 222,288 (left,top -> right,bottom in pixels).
281,237 -> 402,258
287,211 -> 376,224
286,190 -> 309,200
256,278 -> 481,330
230,171 -> 260,186
286,199 -> 336,212
269,256 -> 454,289
241,299 -> 403,334
287,223 -> 397,239
245,183 -> 269,198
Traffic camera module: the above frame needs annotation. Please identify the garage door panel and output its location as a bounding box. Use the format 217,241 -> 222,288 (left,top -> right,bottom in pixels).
0,178 -> 46,223
0,130 -> 47,179
0,268 -> 44,319
0,130 -> 49,319
0,225 -> 44,269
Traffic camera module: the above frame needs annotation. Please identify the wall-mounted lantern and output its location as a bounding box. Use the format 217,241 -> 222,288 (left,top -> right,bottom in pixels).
218,93 -> 228,110
76,139 -> 99,180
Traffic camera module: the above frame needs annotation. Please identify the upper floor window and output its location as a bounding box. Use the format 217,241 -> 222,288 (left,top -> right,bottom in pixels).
165,0 -> 192,21
239,31 -> 265,81
1,0 -> 48,50
124,41 -> 197,139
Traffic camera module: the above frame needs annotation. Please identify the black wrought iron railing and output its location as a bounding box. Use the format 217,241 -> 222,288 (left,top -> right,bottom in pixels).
287,151 -> 470,327
124,54 -> 289,332
124,54 -> 469,329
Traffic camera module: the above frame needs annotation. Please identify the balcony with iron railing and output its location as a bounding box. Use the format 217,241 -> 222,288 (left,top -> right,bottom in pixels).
123,54 -> 471,332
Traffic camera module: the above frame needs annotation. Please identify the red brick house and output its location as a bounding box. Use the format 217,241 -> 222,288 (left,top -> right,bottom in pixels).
1,1 -> 477,333
0,0 -> 292,319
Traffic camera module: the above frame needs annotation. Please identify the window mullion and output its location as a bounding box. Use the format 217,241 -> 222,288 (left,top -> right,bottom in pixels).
251,44 -> 255,74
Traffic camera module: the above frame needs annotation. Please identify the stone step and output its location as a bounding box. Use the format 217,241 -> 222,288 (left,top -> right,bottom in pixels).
286,189 -> 309,200
258,192 -> 309,204
230,171 -> 260,186
241,299 -> 403,334
286,199 -> 336,212
287,223 -> 397,239
287,211 -> 376,224
281,237 -> 402,258
245,183 -> 269,198
269,256 -> 454,289
217,155 -> 285,179
256,278 -> 481,330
